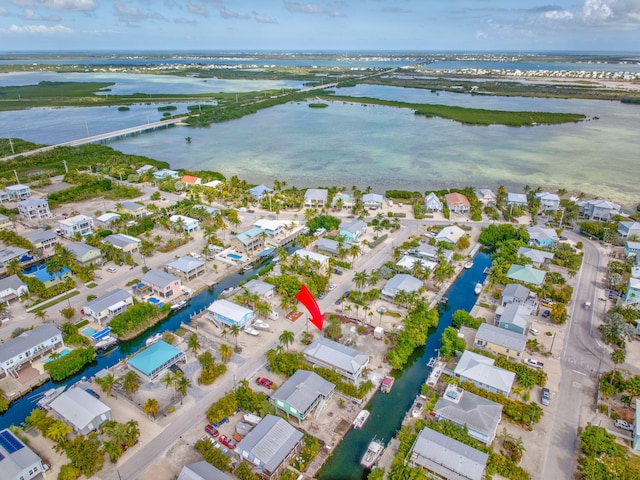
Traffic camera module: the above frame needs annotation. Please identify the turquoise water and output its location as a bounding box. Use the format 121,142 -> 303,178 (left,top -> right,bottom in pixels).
82,327 -> 97,337
227,253 -> 242,260
44,349 -> 71,364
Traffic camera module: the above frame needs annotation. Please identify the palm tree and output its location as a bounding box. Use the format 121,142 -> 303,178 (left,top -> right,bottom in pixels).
173,372 -> 192,404
353,270 -> 369,291
143,398 -> 160,418
611,348 -> 626,375
95,373 -> 118,397
162,371 -> 176,389
6,258 -> 22,276
230,324 -> 241,348
187,333 -> 201,354
279,330 -> 295,350
124,420 -> 140,447
120,371 -> 141,397
348,244 -> 361,267
218,343 -> 233,363
46,420 -> 72,443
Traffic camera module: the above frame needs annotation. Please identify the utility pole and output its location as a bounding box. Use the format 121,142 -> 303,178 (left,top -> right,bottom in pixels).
8,134 -> 14,154
13,170 -> 19,183
63,159 -> 68,173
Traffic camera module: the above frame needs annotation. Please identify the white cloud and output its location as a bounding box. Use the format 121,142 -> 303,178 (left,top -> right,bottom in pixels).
253,12 -> 277,24
174,17 -> 197,25
476,31 -> 488,40
187,1 -> 208,17
581,0 -> 640,27
544,9 -> 574,20
113,0 -> 165,24
0,7 -> 10,16
218,6 -> 249,19
23,8 -> 61,21
9,0 -> 96,11
1,23 -> 73,34
284,1 -> 345,17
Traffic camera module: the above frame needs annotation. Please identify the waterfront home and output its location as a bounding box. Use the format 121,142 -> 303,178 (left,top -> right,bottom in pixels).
0,190 -> 10,204
118,201 -> 147,218
408,427 -> 488,480
232,226 -> 265,256
126,340 -> 186,382
0,245 -> 30,270
454,351 -> 515,397
415,244 -> 453,263
434,225 -> 465,246
242,279 -> 275,300
506,192 -> 528,207
339,218 -> 367,243
396,255 -> 437,272
625,277 -> 640,305
96,212 -> 121,228
82,289 -> 133,326
248,184 -> 273,200
618,221 -> 640,240
6,184 -> 31,201
315,237 -> 341,257
255,219 -> 284,237
424,192 -> 443,212
181,175 -> 202,186
332,192 -> 354,210
140,269 -> 182,298
517,246 -> 554,267
501,283 -> 534,307
192,204 -> 220,216
270,370 -> 335,424
103,233 -> 142,254
202,180 -> 223,189
205,299 -> 254,329
136,165 -> 156,175
526,226 -> 558,248
362,193 -> 384,210
506,264 -> 546,287
59,214 -> 94,237
0,213 -> 12,230
0,274 -> 29,305
303,337 -> 369,384
495,303 -> 531,335
303,188 -> 328,208
152,169 -> 180,179
49,388 -> 111,435
475,189 -> 497,206
17,198 -> 52,222
576,199 -> 621,221
0,427 -> 45,480
178,462 -> 233,480
382,274 -> 423,298
434,385 -> 503,445
66,242 -> 102,266
169,214 -> 200,232
0,324 -> 63,378
235,415 -> 304,480
23,229 -> 58,258
444,192 -> 471,214
625,241 -> 640,258
474,323 -> 526,360
292,249 -> 330,274
534,192 -> 560,211
165,256 -> 206,281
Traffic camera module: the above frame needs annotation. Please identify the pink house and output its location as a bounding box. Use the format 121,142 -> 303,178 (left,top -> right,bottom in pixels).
140,269 -> 182,298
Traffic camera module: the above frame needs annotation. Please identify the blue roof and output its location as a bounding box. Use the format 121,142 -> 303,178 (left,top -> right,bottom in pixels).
127,340 -> 183,375
248,184 -> 273,198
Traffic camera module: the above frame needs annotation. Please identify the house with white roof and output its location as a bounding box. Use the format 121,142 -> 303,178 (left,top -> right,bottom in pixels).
0,190 -> 10,204
618,221 -> 640,240
535,192 -> 560,211
454,351 -> 515,396
0,324 -> 63,377
82,289 -> 133,326
255,219 -> 284,237
362,193 -> 384,210
0,275 -> 29,305
303,188 -> 328,208
506,193 -> 528,207
495,303 -> 531,335
424,192 -> 443,212
6,184 -> 31,201
152,169 -> 180,179
17,198 -> 52,221
103,233 -> 142,254
178,462 -> 233,480
339,219 -> 367,243
96,212 -> 121,228
136,165 -> 156,175
577,199 -> 621,221
382,274 -> 423,298
271,370 -> 335,423
49,388 -> 111,435
303,337 -> 369,384
293,249 -> 330,273
206,299 -> 254,329
396,255 -> 437,273
0,428 -> 45,480
59,214 -> 94,237
475,189 -> 496,206
169,215 -> 200,232
165,256 -> 206,281
435,225 -> 466,245
474,323 -> 527,360
415,244 -> 453,263
242,279 -> 275,300
332,192 -> 354,210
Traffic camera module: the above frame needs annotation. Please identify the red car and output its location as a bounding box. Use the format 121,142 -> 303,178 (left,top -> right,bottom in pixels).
219,435 -> 236,449
256,377 -> 273,388
204,424 -> 219,437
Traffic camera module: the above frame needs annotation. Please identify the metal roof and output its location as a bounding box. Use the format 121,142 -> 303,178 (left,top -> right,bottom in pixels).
454,351 -> 515,394
475,323 -> 527,352
434,389 -> 502,439
127,340 -> 184,376
84,289 -> 132,314
49,388 -> 111,431
271,370 -> 334,414
166,256 -> 205,273
141,269 -> 180,289
206,299 -> 253,323
0,275 -> 27,293
0,428 -> 42,480
0,324 -> 61,363
178,461 -> 233,480
303,337 -> 368,375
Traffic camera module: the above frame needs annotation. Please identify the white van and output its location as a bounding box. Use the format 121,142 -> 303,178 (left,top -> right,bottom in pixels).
528,327 -> 539,336
268,311 -> 279,321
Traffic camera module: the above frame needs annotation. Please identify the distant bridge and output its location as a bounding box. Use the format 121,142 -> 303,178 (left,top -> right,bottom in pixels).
1,116 -> 187,161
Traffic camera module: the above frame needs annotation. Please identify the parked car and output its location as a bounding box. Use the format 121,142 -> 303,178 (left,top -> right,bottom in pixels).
333,268 -> 343,275
343,291 -> 351,298
256,377 -> 273,388
328,284 -> 336,291
219,435 -> 236,449
541,387 -> 550,406
541,310 -> 551,318
615,419 -> 634,431
335,297 -> 343,305
528,327 -> 540,336
85,389 -> 100,399
107,267 -> 117,273
205,424 -> 219,437
318,292 -> 327,299
524,358 -> 544,369
212,417 -> 228,428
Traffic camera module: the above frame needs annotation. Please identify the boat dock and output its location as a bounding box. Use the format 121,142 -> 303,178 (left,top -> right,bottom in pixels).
426,360 -> 446,388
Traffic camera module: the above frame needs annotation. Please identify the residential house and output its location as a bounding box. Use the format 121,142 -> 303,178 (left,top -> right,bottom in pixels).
292,249 -> 330,274
205,299 -> 254,329
381,274 -> 423,298
0,324 -> 63,377
506,264 -> 546,287
315,238 -> 341,258
454,351 -> 516,396
496,303 -> 531,335
332,192 -> 354,210
527,226 -> 559,248
501,283 -> 533,307
625,241 -> 640,258
444,192 -> 471,214
49,388 -> 111,435
271,370 -> 335,423
136,165 -> 156,175
618,221 -> 640,240
577,199 -> 621,221
181,175 -> 202,186
169,215 -> 200,232
517,246 -> 554,267
396,255 -> 437,273
66,242 -> 102,266
152,169 -> 180,179
202,180 -> 223,189
339,219 -> 367,243
424,192 -> 443,212
625,277 -> 640,305
0,213 -> 12,230
474,323 -> 527,360
118,201 -> 147,218
96,212 -> 121,228
178,462 -> 233,480
165,256 -> 206,281
415,244 -> 453,263
535,192 -> 561,211
192,204 -> 220,216
6,184 -> 31,201
140,269 -> 182,298
0,190 -> 10,203
0,275 -> 28,305
23,229 -> 58,258
303,188 -> 328,208
0,245 -> 30,269
235,415 -> 305,480
126,340 -> 186,382
475,189 -> 497,206
0,428 -> 45,480
232,226 -> 265,256
242,279 -> 275,301
408,427 -> 488,480
303,337 -> 369,384
82,289 -> 133,326
434,384 -> 503,445
248,184 -> 273,200
59,215 -> 94,237
17,198 -> 52,221
255,219 -> 284,237
103,233 -> 142,254
434,225 -> 466,246
506,193 -> 528,207
362,193 -> 384,210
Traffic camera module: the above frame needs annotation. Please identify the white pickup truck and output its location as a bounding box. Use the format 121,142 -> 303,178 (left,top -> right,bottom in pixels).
524,358 -> 544,369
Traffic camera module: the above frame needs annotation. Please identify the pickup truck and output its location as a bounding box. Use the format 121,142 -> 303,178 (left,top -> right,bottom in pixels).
524,358 -> 544,369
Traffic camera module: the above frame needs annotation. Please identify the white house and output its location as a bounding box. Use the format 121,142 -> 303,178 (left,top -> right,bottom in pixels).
169,215 -> 200,232
6,184 -> 31,201
362,193 -> 384,209
0,428 -> 45,480
205,299 -> 254,329
17,198 -> 52,221
435,225 -> 465,245
303,337 -> 369,384
59,215 -> 94,237
381,274 -> 423,297
535,192 -> 560,211
49,388 -> 111,435
0,324 -> 63,377
303,189 -> 328,208
0,275 -> 29,304
83,289 -> 133,325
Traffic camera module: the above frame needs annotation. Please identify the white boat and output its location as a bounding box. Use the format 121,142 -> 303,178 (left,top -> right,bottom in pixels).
95,335 -> 118,351
353,410 -> 370,429
474,283 -> 483,295
242,264 -> 252,271
220,287 -> 234,297
360,438 -> 384,469
380,375 -> 394,393
412,398 -> 425,418
145,333 -> 163,346
244,327 -> 260,336
36,386 -> 66,409
253,320 -> 270,331
170,299 -> 188,311
464,261 -> 473,269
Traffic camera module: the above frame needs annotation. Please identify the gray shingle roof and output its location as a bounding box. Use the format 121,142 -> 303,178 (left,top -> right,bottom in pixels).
165,256 -> 205,273
141,269 -> 180,288
0,324 -> 61,363
303,337 -> 368,375
178,461 -> 233,480
0,274 -> 27,293
454,351 -> 515,394
475,323 -> 527,352
242,279 -> 275,297
435,389 -> 502,440
103,233 -> 141,249
84,289 -> 132,314
271,370 -> 334,414
66,242 -> 100,259
23,229 -> 57,244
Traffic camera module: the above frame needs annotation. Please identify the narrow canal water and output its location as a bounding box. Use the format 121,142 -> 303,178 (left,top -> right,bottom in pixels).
317,251 -> 492,480
0,259 -> 271,430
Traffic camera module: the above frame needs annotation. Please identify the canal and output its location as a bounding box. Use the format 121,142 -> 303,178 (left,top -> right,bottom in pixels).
0,258 -> 273,430
317,251 -> 492,480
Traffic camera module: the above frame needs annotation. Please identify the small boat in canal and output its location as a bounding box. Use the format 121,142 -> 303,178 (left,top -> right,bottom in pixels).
95,335 -> 118,352
464,261 -> 473,269
360,437 -> 384,469
170,299 -> 189,311
36,386 -> 66,410
353,409 -> 370,429
474,282 -> 483,295
380,375 -> 394,393
145,332 -> 163,347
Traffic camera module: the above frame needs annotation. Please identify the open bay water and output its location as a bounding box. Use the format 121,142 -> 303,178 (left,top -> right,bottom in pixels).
318,252 -> 492,479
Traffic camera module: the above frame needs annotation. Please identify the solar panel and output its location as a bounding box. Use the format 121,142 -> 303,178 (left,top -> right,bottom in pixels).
0,430 -> 24,453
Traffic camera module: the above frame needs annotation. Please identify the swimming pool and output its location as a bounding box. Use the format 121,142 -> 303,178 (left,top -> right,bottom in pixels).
148,298 -> 164,307
82,327 -> 97,337
227,253 -> 242,260
44,349 -> 71,364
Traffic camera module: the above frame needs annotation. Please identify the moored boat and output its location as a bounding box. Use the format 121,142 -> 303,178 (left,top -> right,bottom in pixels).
170,299 -> 188,311
464,261 -> 473,269
360,438 -> 384,469
353,409 -> 370,429
380,375 -> 394,393
145,332 -> 163,346
36,386 -> 66,410
474,282 -> 483,295
95,335 -> 118,351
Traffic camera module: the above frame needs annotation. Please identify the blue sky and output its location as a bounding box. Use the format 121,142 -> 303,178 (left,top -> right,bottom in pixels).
0,0 -> 639,52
